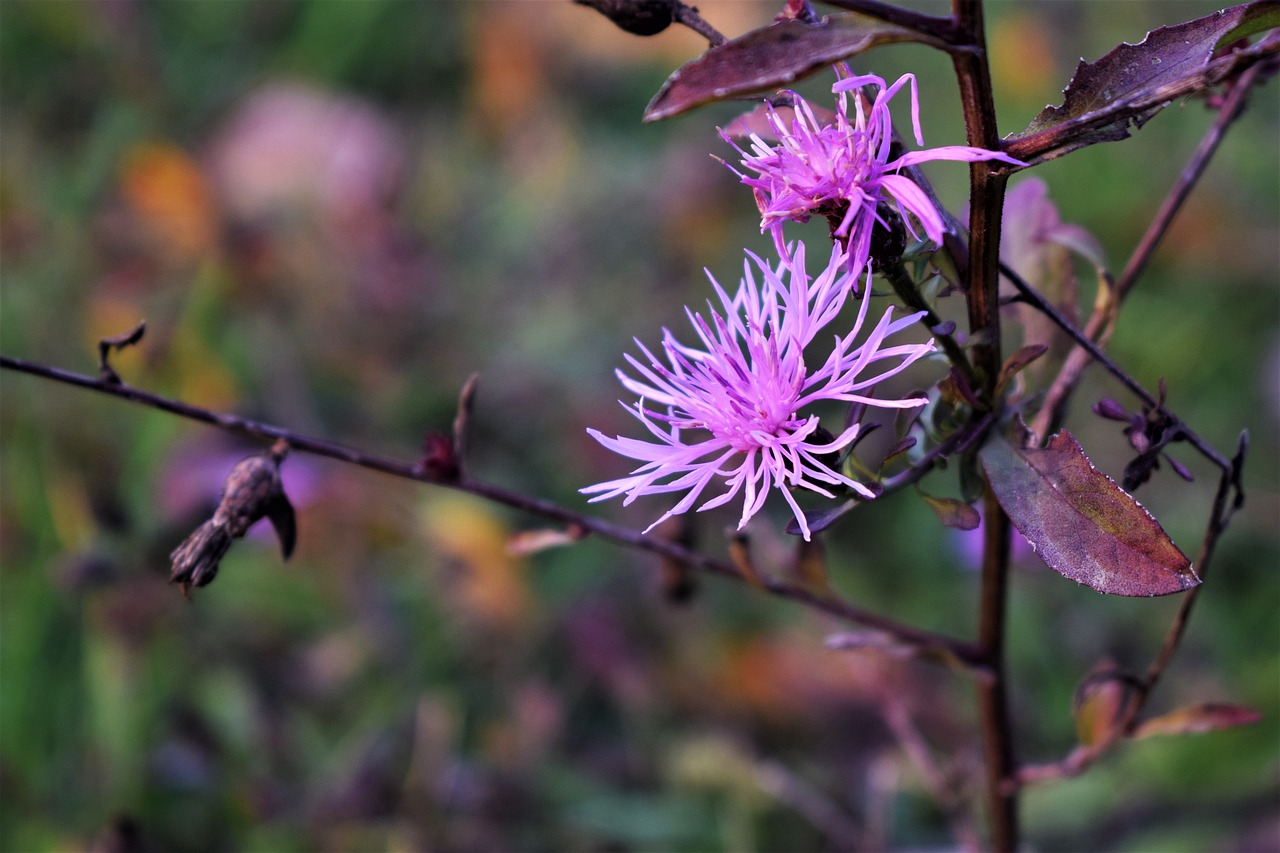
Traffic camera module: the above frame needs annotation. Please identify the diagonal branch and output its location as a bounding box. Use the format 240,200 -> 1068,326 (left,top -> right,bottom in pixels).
1117,63 -> 1264,297
1000,263 -> 1232,472
1,352 -> 987,670
1031,61 -> 1267,443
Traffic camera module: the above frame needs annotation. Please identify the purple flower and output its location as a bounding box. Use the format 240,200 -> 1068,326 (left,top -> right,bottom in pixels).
721,72 -> 1022,270
582,243 -> 935,540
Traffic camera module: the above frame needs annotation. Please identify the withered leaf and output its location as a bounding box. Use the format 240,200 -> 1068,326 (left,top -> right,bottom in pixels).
979,420 -> 1198,596
1132,702 -> 1263,739
996,344 -> 1049,396
645,14 -> 948,122
920,493 -> 980,531
1072,661 -> 1140,747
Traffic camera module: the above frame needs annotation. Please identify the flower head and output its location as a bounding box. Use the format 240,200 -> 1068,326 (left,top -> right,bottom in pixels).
582,243 -> 935,540
721,72 -> 1022,269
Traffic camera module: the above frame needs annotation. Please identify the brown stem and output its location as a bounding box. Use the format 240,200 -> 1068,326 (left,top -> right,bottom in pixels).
1,352 -> 987,667
952,0 -> 1018,848
880,257 -> 979,389
820,0 -> 961,45
672,1 -> 725,46
975,486 -> 1016,849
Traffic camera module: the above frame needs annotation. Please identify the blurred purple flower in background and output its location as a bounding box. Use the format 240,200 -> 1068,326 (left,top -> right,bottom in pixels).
721,72 -> 1022,269
583,243 -> 935,540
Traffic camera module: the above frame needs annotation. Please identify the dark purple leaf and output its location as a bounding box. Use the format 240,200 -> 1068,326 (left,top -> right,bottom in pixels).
1132,702 -> 1263,738
883,435 -> 917,463
1093,398 -> 1130,421
896,402 -> 924,437
574,0 -> 677,36
784,498 -> 857,536
645,13 -> 949,122
1009,1 -> 1280,160
979,420 -> 1199,596
941,368 -> 983,410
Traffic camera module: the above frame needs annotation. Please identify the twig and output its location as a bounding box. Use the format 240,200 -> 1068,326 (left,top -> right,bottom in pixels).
1000,263 -> 1232,472
754,761 -> 863,850
671,1 -> 725,46
879,257 -> 980,390
1135,431 -> 1246,701
1117,63 -> 1263,296
0,352 -> 987,669
1031,62 -> 1265,442
821,0 -> 961,46
879,691 -> 983,852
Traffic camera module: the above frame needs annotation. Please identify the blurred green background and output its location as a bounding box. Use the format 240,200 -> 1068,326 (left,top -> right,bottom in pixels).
1,1 -> 1276,850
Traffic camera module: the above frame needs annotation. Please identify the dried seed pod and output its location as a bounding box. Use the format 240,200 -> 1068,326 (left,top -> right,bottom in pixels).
169,442 -> 295,597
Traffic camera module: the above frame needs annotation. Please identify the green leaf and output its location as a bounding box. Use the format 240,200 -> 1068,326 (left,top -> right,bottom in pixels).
979,420 -> 1199,596
644,14 -> 948,122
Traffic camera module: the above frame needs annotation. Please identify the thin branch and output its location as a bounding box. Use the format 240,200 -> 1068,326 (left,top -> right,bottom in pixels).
672,1 -> 725,46
880,411 -> 996,495
753,761 -> 863,850
1135,431 -> 1246,701
879,256 -> 980,390
1001,263 -> 1232,472
878,691 -> 984,852
821,0 -> 961,46
1031,62 -> 1265,443
1,352 -> 987,668
1117,63 -> 1263,297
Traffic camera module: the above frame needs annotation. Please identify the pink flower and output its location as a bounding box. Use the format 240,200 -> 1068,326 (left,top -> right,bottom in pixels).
583,242 -> 935,540
721,72 -> 1022,269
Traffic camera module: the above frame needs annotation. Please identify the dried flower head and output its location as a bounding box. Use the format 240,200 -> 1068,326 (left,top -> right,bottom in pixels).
583,242 -> 935,540
721,71 -> 1022,269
